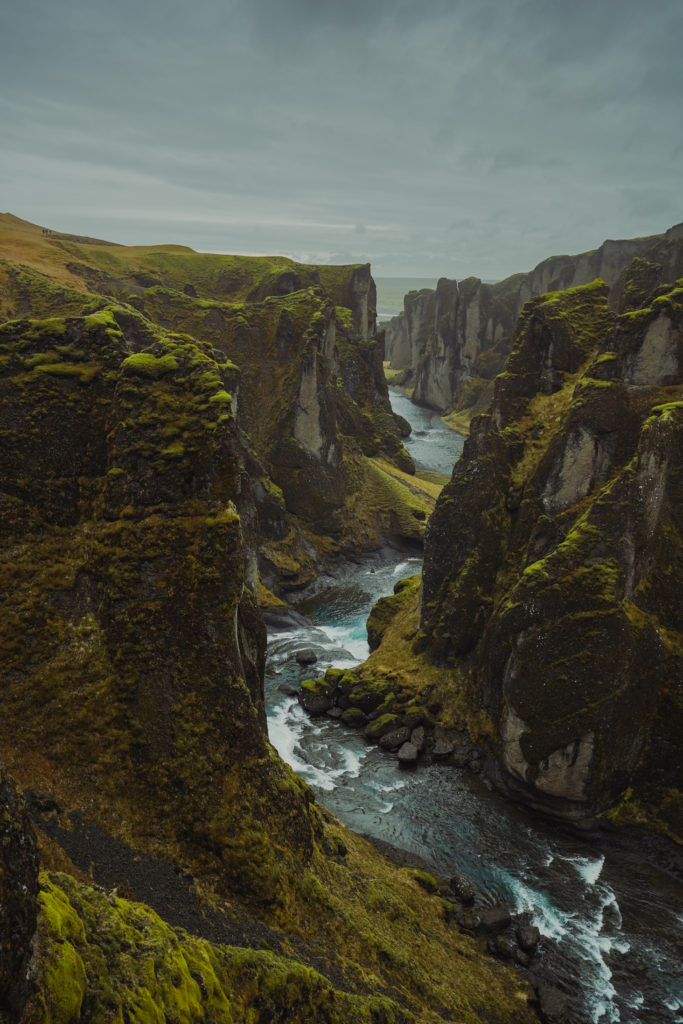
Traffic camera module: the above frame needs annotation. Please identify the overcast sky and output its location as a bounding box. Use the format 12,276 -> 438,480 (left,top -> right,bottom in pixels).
2,0 -> 681,277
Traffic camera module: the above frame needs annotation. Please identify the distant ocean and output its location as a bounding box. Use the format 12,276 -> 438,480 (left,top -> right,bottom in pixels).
374,277 -> 436,322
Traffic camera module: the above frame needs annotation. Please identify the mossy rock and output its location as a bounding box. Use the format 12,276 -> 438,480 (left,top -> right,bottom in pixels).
365,714 -> 403,742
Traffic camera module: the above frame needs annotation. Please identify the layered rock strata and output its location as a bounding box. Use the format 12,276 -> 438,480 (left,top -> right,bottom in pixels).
386,224 -> 683,417
420,268 -> 682,833
0,215 -> 540,1023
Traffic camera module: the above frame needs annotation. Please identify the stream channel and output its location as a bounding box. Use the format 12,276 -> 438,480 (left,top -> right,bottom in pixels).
265,387 -> 682,1024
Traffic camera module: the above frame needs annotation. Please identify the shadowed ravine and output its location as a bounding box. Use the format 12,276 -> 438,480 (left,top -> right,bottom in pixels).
265,394 -> 683,1024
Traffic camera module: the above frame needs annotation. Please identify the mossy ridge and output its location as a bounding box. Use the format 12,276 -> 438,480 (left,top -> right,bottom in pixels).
0,309 -> 326,910
410,276 -> 683,831
320,578 -> 468,734
0,223 -> 416,596
27,869 -> 536,1024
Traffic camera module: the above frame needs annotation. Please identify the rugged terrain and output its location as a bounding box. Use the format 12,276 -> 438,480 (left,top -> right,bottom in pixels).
331,243 -> 681,839
0,214 -> 437,599
0,215 -> 539,1023
385,224 -> 683,425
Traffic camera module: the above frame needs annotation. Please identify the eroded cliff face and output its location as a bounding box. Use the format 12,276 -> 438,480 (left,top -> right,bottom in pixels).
0,307 -> 319,903
386,225 -> 680,417
0,761 -> 38,1021
420,271 -> 682,834
0,217 -> 539,1024
0,218 -> 420,596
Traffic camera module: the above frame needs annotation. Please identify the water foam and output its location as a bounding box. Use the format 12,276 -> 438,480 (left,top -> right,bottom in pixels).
567,853 -> 605,886
323,624 -> 369,665
268,698 -> 364,791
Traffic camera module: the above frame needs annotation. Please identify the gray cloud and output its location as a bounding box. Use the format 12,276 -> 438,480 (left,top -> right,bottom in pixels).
1,0 -> 681,277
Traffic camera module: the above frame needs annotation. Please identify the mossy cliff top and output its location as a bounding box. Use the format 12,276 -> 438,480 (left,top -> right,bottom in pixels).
419,274 -> 682,836
0,307 -> 318,902
384,223 -> 681,427
22,856 -> 537,1024
0,216 -> 416,595
0,307 -> 538,1022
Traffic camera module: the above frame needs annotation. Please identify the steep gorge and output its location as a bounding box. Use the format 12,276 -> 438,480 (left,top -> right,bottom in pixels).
359,249 -> 682,838
0,215 -> 538,1024
385,224 -> 683,422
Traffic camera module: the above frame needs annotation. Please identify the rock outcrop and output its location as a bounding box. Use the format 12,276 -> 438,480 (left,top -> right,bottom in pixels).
0,214 -> 540,1024
0,215 -> 427,597
0,761 -> 38,1021
386,224 -> 682,418
420,258 -> 682,834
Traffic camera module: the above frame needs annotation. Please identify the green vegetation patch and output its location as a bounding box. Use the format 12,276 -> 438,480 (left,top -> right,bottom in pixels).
121,352 -> 179,378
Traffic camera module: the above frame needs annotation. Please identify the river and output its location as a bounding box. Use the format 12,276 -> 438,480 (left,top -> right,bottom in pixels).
265,388 -> 683,1024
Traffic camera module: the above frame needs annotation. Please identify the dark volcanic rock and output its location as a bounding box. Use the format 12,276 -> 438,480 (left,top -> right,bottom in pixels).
517,924 -> 541,953
449,872 -> 475,906
379,726 -> 411,750
536,983 -> 569,1024
421,265 -> 683,835
397,741 -> 419,765
476,906 -> 512,934
295,648 -> 318,665
0,761 -> 38,1019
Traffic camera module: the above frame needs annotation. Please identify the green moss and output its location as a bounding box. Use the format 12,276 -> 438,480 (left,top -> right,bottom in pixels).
208,390 -> 232,405
121,352 -> 179,378
407,869 -> 440,894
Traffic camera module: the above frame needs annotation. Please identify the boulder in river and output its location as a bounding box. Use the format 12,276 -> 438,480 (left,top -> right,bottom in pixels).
432,736 -> 455,759
341,707 -> 367,728
476,906 -> 512,934
298,677 -> 335,715
449,872 -> 475,906
517,923 -> 541,953
295,648 -> 318,665
379,726 -> 411,750
365,714 -> 403,741
535,983 -> 569,1024
397,741 -> 419,765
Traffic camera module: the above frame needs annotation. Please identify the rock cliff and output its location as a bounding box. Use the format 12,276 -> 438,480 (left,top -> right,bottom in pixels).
0,215 -> 430,597
386,225 -> 680,418
420,257 -> 682,834
0,761 -> 38,1021
0,215 -> 539,1023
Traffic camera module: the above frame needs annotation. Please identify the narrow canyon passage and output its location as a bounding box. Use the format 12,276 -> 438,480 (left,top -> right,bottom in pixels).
265,392 -> 683,1024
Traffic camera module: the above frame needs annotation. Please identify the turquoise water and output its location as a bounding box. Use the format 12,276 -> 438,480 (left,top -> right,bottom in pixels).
264,395 -> 683,1024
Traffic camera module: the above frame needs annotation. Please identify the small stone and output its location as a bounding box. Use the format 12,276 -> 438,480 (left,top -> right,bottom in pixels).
476,906 -> 512,934
449,872 -> 475,906
397,741 -> 419,765
277,683 -> 299,697
295,649 -> 318,665
379,726 -> 411,750
365,714 -> 402,741
432,737 -> 455,759
514,949 -> 532,968
410,726 -> 425,751
517,924 -> 540,952
535,984 -> 569,1024
451,741 -> 472,768
325,707 -> 343,719
459,908 -> 479,931
492,934 -> 515,959
341,708 -> 367,728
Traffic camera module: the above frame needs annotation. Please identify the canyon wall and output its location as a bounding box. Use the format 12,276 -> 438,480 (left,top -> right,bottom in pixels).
386,224 -> 683,416
419,246 -> 682,833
